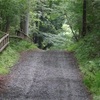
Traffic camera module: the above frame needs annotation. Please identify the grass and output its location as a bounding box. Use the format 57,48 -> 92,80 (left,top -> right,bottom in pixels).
0,38 -> 37,75
67,31 -> 100,100
0,47 -> 19,74
10,38 -> 37,52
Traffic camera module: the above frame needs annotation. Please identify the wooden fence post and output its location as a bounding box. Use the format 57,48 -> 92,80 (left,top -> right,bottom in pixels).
0,34 -> 9,52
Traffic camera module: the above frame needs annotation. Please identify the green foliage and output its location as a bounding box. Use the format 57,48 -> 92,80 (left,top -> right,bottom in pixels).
68,31 -> 100,60
0,0 -> 28,32
67,31 -> 100,99
49,33 -> 73,50
10,38 -> 37,52
29,0 -> 65,35
93,96 -> 100,100
0,47 -> 19,74
0,38 -> 37,75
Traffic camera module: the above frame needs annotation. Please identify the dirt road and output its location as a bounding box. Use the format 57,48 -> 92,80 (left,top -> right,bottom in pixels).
0,50 -> 91,100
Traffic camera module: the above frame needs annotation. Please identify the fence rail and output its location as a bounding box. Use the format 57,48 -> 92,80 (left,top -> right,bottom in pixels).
0,34 -> 9,52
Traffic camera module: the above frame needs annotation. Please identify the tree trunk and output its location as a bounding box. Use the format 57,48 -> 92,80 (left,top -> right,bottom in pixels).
82,0 -> 87,37
5,17 -> 10,33
20,12 -> 29,35
20,15 -> 25,33
25,12 -> 29,35
20,0 -> 30,35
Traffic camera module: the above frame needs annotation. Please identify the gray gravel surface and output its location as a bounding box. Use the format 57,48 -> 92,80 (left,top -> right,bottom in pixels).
0,50 -> 92,100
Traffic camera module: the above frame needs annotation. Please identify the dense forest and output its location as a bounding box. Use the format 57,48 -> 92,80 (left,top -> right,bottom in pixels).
0,0 -> 100,100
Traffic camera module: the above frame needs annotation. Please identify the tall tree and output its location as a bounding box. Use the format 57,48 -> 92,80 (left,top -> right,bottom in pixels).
0,0 -> 27,33
20,0 -> 30,35
82,0 -> 87,37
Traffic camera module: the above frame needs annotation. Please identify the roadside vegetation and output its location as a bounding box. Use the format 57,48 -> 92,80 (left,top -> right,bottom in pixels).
68,31 -> 100,100
0,38 -> 37,75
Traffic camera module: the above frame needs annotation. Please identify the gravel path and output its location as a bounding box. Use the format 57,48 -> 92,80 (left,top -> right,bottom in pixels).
0,50 -> 92,100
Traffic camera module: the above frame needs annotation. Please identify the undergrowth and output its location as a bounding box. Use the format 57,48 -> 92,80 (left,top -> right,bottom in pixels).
0,38 -> 37,75
10,38 -> 37,52
68,31 -> 100,100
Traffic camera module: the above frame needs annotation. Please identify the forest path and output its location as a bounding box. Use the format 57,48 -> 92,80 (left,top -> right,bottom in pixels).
0,50 -> 91,100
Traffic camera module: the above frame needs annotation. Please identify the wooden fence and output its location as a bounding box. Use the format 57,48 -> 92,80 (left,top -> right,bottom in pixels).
0,34 -> 9,52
